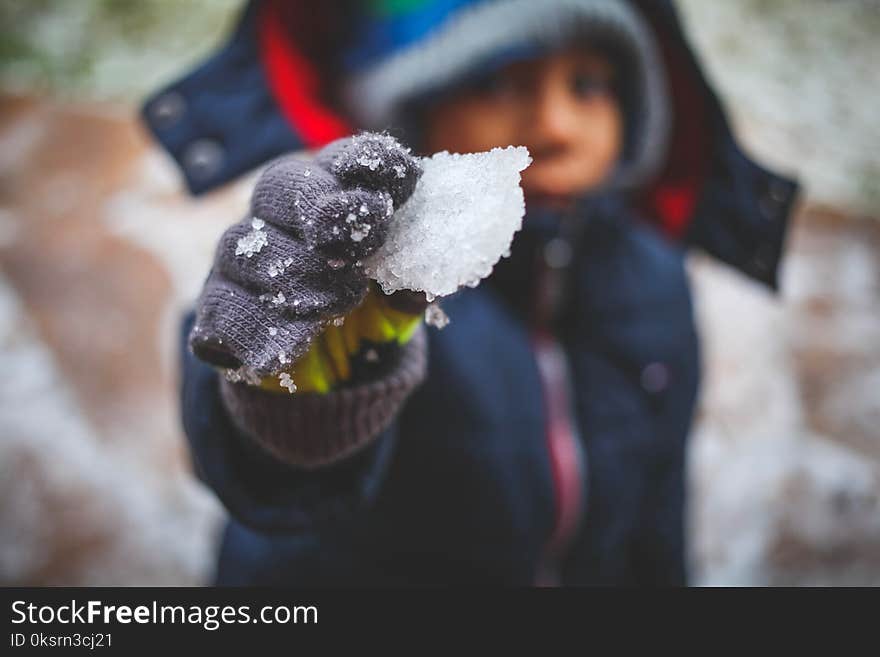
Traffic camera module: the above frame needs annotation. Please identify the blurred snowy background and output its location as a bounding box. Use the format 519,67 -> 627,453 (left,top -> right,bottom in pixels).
0,0 -> 878,586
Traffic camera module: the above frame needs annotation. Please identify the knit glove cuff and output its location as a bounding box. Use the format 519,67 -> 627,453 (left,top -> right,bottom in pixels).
218,325 -> 428,469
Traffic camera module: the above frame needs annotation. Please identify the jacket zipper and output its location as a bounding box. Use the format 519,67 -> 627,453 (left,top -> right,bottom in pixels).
532,331 -> 588,586
530,213 -> 589,586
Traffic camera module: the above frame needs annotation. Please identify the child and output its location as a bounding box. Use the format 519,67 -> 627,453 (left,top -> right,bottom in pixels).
143,0 -> 798,585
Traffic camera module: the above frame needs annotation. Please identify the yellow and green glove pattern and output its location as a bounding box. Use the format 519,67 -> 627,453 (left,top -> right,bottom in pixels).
259,284 -> 423,394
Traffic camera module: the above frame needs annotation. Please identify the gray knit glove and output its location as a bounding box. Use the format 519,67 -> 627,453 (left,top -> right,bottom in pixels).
188,133 -> 422,379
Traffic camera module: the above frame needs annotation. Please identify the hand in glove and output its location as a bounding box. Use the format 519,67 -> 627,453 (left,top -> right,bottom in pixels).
188,133 -> 424,389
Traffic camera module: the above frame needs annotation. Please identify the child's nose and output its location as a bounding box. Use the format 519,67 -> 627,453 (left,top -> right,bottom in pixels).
528,82 -> 580,152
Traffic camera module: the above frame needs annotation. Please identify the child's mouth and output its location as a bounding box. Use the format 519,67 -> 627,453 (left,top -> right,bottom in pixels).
524,191 -> 575,212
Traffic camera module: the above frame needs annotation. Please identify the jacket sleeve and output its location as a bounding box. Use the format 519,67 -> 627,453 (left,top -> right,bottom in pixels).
178,308 -> 427,534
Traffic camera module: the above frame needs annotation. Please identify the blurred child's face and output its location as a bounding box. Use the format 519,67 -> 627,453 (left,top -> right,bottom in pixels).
422,48 -> 623,206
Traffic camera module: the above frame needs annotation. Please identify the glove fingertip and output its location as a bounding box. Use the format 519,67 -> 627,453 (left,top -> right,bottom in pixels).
189,329 -> 243,369
320,132 -> 422,207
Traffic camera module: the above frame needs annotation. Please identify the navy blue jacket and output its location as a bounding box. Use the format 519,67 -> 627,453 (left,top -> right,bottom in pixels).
155,0 -> 799,585
182,198 -> 701,585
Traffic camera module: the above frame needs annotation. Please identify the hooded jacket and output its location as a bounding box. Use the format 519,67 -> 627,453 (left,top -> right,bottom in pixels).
149,0 -> 799,585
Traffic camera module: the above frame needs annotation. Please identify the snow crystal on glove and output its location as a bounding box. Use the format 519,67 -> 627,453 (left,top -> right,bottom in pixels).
362,146 -> 531,299
235,217 -> 268,258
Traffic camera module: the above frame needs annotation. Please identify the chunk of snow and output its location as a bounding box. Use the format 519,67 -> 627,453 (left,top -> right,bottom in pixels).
235,217 -> 268,258
278,372 -> 297,393
224,366 -> 262,386
268,256 -> 294,278
350,224 -> 370,242
363,146 -> 531,298
357,152 -> 382,170
424,302 -> 450,329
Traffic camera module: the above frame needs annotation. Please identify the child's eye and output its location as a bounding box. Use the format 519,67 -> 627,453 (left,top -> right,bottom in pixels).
572,73 -> 611,99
